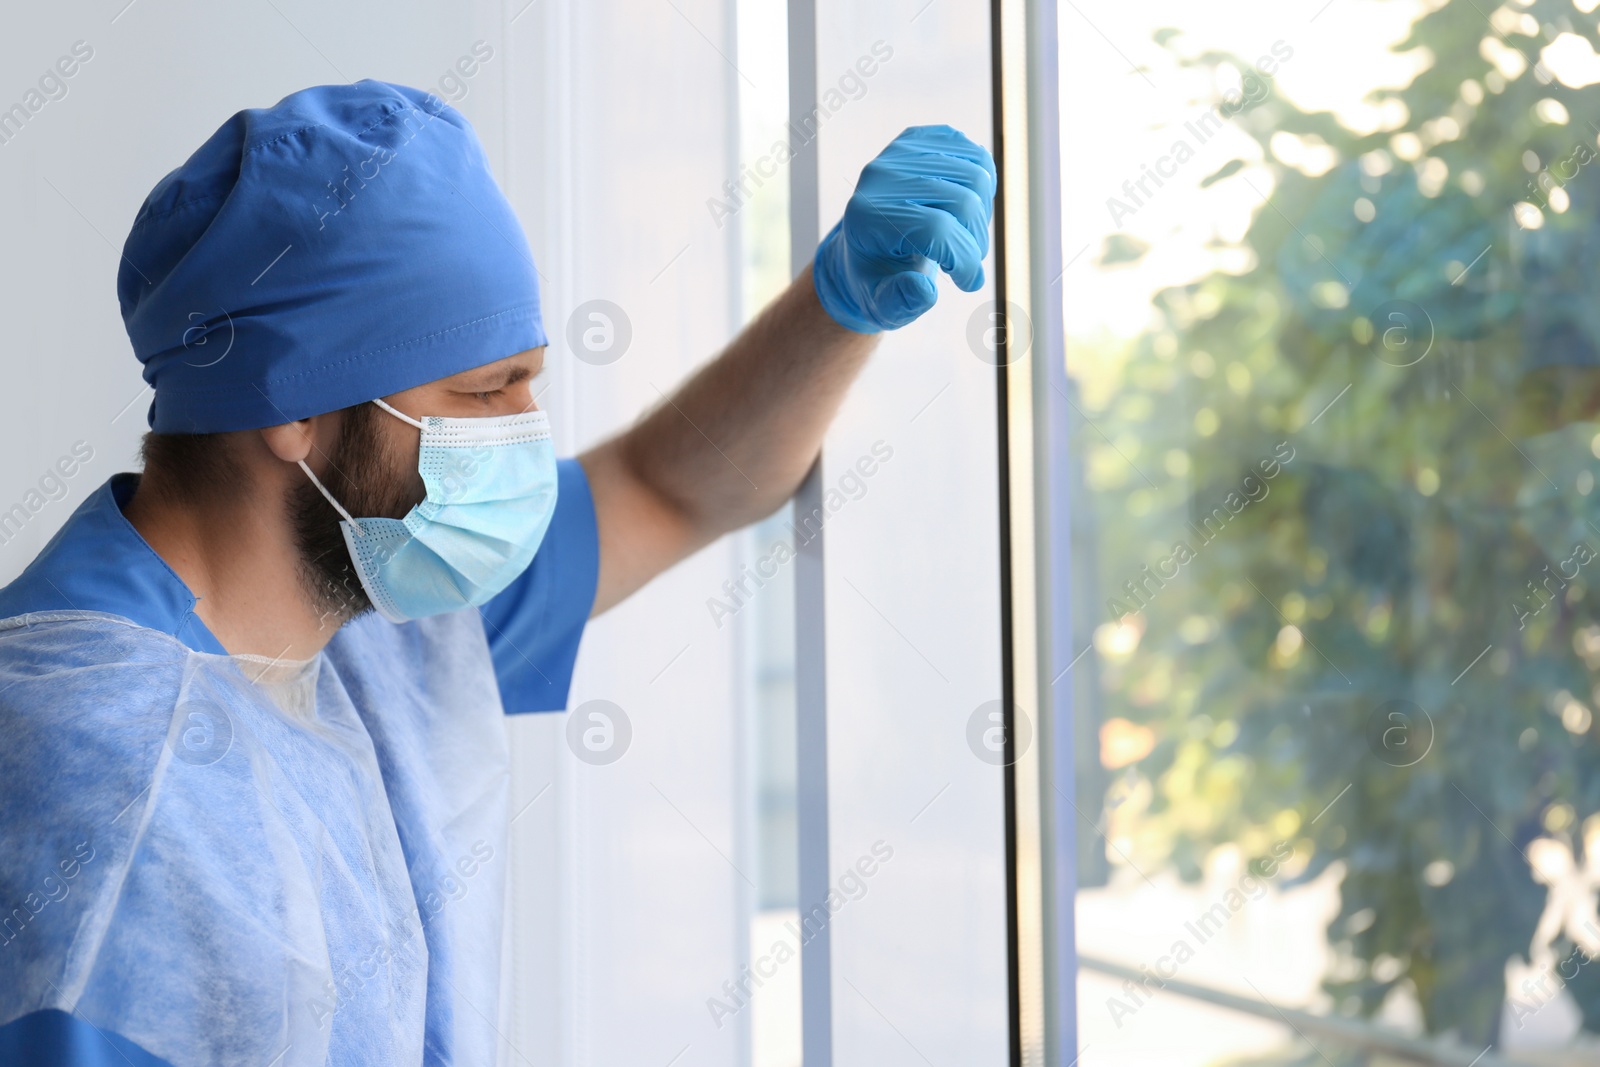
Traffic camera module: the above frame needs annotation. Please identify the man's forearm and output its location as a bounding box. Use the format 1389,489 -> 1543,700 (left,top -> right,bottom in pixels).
579,267 -> 878,612
620,265 -> 878,524
637,265 -> 876,525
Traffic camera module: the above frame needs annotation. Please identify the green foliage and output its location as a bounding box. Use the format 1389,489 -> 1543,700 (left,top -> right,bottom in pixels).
1079,0 -> 1600,1045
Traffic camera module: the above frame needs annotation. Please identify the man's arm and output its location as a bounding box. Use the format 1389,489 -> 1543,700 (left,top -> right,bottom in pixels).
580,125 -> 996,616
580,266 -> 876,615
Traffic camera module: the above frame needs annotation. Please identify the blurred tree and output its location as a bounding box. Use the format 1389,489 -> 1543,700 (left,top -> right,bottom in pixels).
1080,0 -> 1600,1047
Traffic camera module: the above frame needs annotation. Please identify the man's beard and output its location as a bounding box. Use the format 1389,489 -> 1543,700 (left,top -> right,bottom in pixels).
289,401 -> 424,628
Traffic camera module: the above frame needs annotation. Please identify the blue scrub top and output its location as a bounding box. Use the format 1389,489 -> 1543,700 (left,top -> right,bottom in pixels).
0,461 -> 599,1065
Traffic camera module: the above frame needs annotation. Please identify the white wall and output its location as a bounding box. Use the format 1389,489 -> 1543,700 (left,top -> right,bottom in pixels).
500,1 -> 751,1065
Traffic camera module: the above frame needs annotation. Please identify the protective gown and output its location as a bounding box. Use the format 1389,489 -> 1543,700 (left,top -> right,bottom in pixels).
0,467 -> 598,1066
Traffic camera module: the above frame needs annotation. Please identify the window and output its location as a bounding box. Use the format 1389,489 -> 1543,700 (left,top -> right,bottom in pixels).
1066,1 -> 1600,1060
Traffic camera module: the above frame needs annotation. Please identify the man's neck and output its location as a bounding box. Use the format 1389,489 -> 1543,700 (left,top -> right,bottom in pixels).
122,477 -> 339,661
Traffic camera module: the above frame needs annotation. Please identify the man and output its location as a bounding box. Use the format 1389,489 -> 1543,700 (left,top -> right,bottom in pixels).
0,81 -> 993,1065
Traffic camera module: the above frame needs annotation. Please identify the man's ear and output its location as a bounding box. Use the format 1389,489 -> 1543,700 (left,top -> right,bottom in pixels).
259,417 -> 321,465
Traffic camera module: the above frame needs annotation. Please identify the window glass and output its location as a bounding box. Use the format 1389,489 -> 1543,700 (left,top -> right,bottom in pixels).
814,2 -> 1012,1063
735,3 -> 804,1063
1067,1 -> 1600,1060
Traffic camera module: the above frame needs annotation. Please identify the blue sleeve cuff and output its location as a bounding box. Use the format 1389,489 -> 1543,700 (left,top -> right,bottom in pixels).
0,1010 -> 172,1067
479,457 -> 599,713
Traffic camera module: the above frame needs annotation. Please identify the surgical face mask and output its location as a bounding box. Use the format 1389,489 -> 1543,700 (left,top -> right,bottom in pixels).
299,397 -> 558,623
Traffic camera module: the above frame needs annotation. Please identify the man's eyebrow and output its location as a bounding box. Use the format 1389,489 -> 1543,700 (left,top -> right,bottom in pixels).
459,364 -> 534,390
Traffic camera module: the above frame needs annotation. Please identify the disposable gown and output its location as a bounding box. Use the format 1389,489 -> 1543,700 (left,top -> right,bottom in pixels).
0,606 -> 511,1066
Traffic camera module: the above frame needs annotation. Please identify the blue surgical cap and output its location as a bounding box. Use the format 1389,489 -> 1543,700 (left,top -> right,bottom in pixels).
118,80 -> 546,434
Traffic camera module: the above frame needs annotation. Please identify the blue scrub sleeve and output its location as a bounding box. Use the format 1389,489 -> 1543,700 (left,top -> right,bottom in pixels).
0,1010 -> 172,1067
479,457 -> 600,713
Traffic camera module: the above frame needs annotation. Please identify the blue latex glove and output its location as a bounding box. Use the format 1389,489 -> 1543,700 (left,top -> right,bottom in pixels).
812,124 -> 997,333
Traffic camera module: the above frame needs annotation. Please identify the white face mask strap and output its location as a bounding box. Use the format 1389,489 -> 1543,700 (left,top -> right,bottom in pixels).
372,397 -> 427,430
297,459 -> 365,535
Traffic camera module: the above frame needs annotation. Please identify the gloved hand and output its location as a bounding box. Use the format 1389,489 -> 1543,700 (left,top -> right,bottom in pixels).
812,124 -> 997,333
